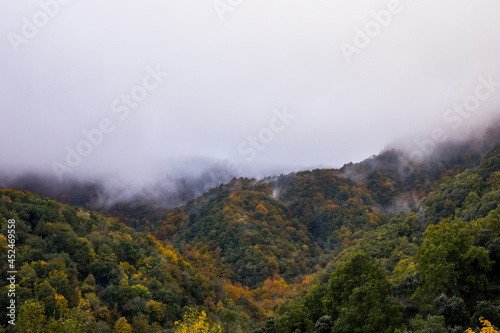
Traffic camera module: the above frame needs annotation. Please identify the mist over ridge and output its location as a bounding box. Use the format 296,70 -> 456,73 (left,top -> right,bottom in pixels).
2,1 -> 500,191
1,0 -> 500,209
2,117 -> 500,212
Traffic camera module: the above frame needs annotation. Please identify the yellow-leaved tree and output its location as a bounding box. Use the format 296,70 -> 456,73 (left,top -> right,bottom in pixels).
113,317 -> 132,333
174,309 -> 222,333
467,317 -> 500,333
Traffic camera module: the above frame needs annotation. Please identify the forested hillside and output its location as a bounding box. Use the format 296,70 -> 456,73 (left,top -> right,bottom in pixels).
0,190 -> 265,332
2,141 -> 500,332
265,146 -> 500,333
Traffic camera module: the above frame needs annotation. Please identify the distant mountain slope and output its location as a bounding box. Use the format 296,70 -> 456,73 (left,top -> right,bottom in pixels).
156,171 -> 388,288
263,144 -> 500,333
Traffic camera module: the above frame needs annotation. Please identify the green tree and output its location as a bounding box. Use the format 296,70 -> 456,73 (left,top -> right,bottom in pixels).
37,281 -> 58,318
263,315 -> 277,333
252,315 -> 277,333
81,274 -> 97,295
434,294 -> 468,328
395,315 -> 447,333
415,219 -> 492,300
90,261 -> 121,286
325,252 -> 402,333
303,285 -> 328,325
314,315 -> 333,333
276,303 -> 314,333
220,308 -> 244,332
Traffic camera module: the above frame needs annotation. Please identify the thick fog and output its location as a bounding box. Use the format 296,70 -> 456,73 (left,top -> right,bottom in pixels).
1,0 -> 500,187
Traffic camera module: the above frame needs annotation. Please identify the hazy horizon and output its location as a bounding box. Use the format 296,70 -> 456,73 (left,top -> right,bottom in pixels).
2,0 -> 500,188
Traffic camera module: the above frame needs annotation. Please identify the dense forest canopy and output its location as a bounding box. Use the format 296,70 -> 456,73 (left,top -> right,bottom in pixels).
2,139 -> 500,332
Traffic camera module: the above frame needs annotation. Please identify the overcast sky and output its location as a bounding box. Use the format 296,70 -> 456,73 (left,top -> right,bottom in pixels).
1,0 -> 500,185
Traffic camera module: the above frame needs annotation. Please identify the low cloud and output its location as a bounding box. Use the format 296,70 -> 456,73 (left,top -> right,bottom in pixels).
1,0 -> 500,197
